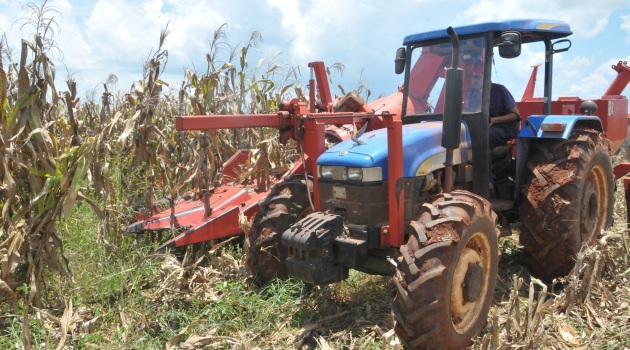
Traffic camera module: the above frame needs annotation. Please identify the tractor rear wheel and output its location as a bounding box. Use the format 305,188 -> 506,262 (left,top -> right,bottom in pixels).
245,177 -> 313,284
393,191 -> 500,350
519,128 -> 613,281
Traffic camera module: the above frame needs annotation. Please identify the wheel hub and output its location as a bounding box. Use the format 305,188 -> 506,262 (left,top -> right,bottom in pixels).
451,247 -> 482,315
580,165 -> 608,246
463,263 -> 483,303
580,180 -> 598,235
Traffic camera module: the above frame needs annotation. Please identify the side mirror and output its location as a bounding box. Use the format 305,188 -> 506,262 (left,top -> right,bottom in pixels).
498,31 -> 521,59
552,39 -> 571,53
395,47 -> 406,74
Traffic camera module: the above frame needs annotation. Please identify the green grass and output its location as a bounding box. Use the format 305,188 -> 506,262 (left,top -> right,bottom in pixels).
1,186 -> 629,349
1,203 -> 311,349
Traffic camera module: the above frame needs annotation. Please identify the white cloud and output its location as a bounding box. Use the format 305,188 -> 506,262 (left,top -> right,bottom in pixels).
0,14 -> 11,36
85,0 -> 164,63
622,13 -> 630,43
493,45 -> 547,99
267,0 -> 370,64
157,0 -> 230,68
0,1 -> 29,48
46,0 -> 96,74
265,0 -> 429,96
74,0 -> 236,90
1,0 -> 628,100
460,0 -> 628,38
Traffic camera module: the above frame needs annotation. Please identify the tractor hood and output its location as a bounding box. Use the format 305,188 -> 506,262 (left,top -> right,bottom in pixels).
317,121 -> 471,180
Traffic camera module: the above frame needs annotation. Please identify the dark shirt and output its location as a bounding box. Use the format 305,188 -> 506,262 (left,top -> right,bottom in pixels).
490,83 -> 518,137
467,82 -> 519,145
489,83 -> 516,119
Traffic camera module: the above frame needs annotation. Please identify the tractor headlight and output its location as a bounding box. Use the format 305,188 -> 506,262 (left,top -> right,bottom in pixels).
319,165 -> 334,179
347,167 -> 382,182
317,165 -> 382,182
346,167 -> 363,181
360,167 -> 383,182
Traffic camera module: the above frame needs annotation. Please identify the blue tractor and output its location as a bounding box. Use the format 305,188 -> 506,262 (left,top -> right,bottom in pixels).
123,17 -> 630,349
247,19 -> 628,349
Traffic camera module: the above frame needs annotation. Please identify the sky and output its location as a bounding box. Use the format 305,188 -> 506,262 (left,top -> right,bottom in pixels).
1,0 -> 630,104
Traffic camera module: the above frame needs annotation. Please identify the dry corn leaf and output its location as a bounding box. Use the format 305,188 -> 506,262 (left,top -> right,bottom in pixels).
165,320 -> 203,349
0,278 -> 17,310
55,299 -> 72,350
557,322 -> 580,347
316,336 -> 334,350
179,330 -> 223,349
119,305 -> 129,341
585,302 -> 607,328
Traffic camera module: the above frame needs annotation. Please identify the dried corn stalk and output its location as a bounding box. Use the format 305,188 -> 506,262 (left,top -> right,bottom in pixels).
0,6 -> 95,349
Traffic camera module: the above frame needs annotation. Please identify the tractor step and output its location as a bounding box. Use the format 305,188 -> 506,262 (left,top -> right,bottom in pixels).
489,198 -> 513,211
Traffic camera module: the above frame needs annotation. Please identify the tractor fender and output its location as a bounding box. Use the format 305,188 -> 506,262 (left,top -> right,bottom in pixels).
513,114 -> 604,203
518,115 -> 603,139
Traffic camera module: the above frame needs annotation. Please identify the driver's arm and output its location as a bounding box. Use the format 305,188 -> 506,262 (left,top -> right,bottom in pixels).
489,106 -> 520,126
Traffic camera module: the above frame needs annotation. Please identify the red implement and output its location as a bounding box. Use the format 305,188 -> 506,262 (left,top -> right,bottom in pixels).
123,61 -> 404,251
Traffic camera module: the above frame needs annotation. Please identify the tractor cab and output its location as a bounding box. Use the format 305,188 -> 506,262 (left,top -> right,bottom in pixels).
395,19 -> 573,200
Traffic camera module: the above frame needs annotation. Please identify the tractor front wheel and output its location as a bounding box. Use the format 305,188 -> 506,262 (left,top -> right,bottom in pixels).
245,177 -> 313,284
392,191 -> 500,350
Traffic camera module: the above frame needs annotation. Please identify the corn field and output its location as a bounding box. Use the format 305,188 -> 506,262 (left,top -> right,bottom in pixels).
0,2 -> 311,345
1,2 -> 629,350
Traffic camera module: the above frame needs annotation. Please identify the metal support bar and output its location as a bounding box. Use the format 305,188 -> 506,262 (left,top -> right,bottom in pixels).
382,115 -> 404,248
301,117 -> 326,211
308,61 -> 333,109
175,112 -> 290,131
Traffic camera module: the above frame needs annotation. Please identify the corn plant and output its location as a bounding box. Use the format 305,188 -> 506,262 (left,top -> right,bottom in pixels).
0,4 -> 96,349
0,3 -> 341,348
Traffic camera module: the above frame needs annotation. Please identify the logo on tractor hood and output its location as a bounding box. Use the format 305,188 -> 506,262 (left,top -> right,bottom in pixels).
339,150 -> 349,156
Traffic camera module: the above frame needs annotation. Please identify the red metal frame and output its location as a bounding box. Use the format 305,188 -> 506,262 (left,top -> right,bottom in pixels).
382,115 -> 404,248
308,61 -> 333,112
128,61 -> 407,251
176,111 -> 291,131
220,149 -> 250,184
521,64 -> 540,100
605,61 -> 630,96
519,61 -> 630,154
151,107 -> 400,250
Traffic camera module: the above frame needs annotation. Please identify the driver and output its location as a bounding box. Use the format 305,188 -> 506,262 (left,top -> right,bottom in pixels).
488,80 -> 520,151
467,74 -> 521,188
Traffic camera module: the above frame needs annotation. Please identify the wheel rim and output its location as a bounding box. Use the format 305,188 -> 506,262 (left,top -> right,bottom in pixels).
451,231 -> 492,334
580,164 -> 608,245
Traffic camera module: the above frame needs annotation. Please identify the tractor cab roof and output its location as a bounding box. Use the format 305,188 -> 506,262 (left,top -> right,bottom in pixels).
403,19 -> 572,46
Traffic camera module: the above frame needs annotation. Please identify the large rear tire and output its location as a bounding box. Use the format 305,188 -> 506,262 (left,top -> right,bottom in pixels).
519,128 -> 614,281
393,191 -> 500,350
245,177 -> 313,284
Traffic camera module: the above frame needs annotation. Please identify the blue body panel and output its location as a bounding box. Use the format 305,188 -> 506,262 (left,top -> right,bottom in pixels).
519,115 -> 603,139
404,19 -> 571,45
317,122 -> 471,180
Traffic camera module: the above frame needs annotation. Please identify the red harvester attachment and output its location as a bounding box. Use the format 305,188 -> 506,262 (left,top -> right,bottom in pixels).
123,62 -> 404,251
